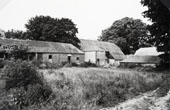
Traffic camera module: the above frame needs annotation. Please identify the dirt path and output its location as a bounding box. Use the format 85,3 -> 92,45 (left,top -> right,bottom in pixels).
100,89 -> 170,110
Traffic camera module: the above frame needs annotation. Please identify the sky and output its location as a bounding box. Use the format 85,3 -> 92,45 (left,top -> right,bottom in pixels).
0,0 -> 149,40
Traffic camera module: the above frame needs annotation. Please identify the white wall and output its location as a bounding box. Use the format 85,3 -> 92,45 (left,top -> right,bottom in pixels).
84,51 -> 108,66
84,51 -> 96,63
96,51 -> 107,65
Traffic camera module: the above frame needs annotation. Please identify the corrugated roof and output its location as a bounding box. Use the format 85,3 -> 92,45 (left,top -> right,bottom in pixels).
134,47 -> 163,56
121,47 -> 162,64
0,39 -> 84,54
80,39 -> 125,60
120,56 -> 160,64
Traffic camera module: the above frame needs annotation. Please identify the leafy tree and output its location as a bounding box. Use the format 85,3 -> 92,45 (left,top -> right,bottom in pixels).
141,0 -> 170,68
25,15 -> 80,48
98,17 -> 150,54
5,29 -> 28,39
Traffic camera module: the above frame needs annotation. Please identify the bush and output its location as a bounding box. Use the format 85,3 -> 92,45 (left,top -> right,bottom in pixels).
31,59 -> 43,68
119,63 -> 140,69
71,62 -> 79,67
0,90 -> 18,110
43,62 -> 62,69
0,60 -> 7,69
1,60 -> 43,90
79,62 -> 97,67
8,84 -> 52,108
0,60 -> 53,109
6,43 -> 28,61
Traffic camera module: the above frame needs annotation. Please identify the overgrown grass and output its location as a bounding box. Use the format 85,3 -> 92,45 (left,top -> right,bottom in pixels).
0,66 -> 168,110
41,67 -> 165,109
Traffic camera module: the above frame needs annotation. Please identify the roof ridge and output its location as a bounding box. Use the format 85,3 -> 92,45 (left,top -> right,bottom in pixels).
80,39 -> 116,45
0,38 -> 72,45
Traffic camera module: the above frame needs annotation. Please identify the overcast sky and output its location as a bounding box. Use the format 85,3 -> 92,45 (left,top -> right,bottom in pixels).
0,0 -> 149,40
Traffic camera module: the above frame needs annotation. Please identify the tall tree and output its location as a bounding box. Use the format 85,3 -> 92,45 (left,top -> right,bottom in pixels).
25,16 -> 80,48
99,17 -> 149,54
141,0 -> 170,68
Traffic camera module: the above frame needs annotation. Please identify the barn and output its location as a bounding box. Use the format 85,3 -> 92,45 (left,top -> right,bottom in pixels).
0,39 -> 84,64
80,39 -> 125,66
120,47 -> 163,66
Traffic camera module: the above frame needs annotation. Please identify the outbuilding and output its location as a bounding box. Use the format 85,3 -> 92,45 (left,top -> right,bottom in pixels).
120,47 -> 163,67
0,39 -> 84,64
80,39 -> 125,66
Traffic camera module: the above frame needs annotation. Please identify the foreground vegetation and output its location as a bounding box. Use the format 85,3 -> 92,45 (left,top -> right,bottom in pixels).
0,60 -> 169,110
42,67 -> 167,109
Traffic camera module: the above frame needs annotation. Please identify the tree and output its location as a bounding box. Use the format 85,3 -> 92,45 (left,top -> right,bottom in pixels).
141,0 -> 170,68
25,16 -> 80,48
5,29 -> 28,39
98,17 -> 149,54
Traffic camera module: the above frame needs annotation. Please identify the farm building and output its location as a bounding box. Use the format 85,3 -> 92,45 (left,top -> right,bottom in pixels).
0,39 -> 84,64
134,47 -> 163,56
120,47 -> 163,66
80,39 -> 125,66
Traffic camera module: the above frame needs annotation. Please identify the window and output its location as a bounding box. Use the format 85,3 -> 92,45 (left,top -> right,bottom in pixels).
76,57 -> 79,60
48,55 -> 53,63
49,55 -> 52,59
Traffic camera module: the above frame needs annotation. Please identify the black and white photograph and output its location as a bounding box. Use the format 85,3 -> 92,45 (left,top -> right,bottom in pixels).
0,0 -> 169,109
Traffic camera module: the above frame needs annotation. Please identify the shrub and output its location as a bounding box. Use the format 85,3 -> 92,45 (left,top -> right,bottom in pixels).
8,84 -> 52,108
0,59 -> 6,69
61,61 -> 68,67
0,60 -> 53,109
26,84 -> 52,105
7,43 -> 28,60
31,59 -> 43,68
0,90 -> 18,110
119,63 -> 140,69
43,62 -> 62,69
71,62 -> 79,67
1,60 -> 43,90
79,62 -> 97,67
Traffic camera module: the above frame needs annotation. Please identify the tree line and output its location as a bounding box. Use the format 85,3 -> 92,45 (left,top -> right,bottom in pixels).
5,16 -> 80,48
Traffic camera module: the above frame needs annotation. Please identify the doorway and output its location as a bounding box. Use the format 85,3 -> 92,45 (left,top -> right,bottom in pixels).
67,56 -> 71,64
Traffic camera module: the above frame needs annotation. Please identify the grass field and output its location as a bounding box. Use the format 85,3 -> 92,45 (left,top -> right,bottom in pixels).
41,67 -> 167,109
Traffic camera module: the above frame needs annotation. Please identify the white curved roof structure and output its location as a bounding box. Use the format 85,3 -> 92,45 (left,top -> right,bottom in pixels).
134,47 -> 163,56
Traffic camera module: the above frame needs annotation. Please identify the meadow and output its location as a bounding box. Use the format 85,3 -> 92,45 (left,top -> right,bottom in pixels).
41,67 -> 166,110
0,60 -> 169,110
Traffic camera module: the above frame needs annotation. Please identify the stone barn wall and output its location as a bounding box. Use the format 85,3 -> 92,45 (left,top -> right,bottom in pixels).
42,53 -> 84,64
